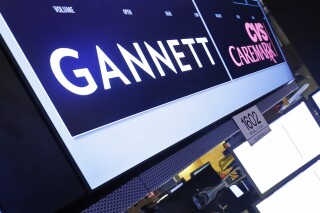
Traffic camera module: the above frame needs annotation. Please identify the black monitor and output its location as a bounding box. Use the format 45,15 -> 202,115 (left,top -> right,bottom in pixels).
0,0 -> 294,212
191,162 -> 212,178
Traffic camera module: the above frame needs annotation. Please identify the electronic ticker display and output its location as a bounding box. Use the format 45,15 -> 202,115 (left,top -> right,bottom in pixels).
0,0 -> 293,189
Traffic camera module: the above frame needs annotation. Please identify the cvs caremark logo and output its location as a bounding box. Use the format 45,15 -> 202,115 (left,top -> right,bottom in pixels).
229,22 -> 278,67
245,22 -> 268,43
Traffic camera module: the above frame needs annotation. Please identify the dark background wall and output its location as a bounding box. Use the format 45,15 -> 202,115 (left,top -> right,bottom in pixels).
0,46 -> 86,213
264,0 -> 320,85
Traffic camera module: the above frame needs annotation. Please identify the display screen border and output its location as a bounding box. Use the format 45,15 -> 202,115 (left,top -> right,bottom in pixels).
0,35 -> 294,210
0,0 -> 295,210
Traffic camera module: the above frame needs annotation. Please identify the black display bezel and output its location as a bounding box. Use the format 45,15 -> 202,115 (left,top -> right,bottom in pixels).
0,0 -> 296,210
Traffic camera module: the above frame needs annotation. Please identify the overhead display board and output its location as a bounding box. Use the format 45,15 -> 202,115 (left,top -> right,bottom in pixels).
0,0 -> 293,189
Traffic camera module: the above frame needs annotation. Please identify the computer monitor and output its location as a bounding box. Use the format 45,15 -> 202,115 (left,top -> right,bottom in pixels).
255,158 -> 320,213
233,101 -> 320,194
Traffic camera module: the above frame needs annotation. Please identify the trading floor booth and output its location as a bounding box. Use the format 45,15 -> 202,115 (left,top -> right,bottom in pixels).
128,98 -> 320,213
1,0 -> 318,212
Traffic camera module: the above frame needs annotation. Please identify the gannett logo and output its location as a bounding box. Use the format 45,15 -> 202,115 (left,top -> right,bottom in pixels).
53,6 -> 75,14
50,37 -> 215,95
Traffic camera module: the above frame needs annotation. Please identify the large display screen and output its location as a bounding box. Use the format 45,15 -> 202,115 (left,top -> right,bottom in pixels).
256,160 -> 320,212
233,102 -> 320,194
0,0 -> 293,189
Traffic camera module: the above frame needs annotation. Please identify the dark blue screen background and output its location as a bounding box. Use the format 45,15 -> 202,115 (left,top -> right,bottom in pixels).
1,0 -> 284,136
195,0 -> 285,79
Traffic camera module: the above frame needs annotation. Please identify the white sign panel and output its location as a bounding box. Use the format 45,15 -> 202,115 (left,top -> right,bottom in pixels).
233,105 -> 271,145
